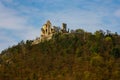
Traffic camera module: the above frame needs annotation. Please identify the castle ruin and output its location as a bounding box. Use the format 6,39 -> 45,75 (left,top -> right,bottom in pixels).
32,20 -> 69,44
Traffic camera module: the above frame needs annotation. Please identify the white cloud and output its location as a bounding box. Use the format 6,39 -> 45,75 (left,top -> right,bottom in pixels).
0,30 -> 18,52
42,9 -> 104,31
0,0 -> 13,3
114,9 -> 120,17
0,2 -> 28,30
0,0 -> 120,52
0,2 -> 40,52
41,6 -> 120,33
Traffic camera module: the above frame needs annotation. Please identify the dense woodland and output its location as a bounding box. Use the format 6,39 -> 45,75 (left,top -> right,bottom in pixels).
0,29 -> 120,80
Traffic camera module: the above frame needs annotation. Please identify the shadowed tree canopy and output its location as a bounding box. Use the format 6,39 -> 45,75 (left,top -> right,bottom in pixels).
0,29 -> 120,80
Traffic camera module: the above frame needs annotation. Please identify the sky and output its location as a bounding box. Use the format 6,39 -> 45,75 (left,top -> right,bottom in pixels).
0,0 -> 120,52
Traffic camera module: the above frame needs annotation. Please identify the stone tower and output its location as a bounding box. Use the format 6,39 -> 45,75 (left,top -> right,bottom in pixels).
46,20 -> 52,35
32,20 -> 69,45
62,23 -> 67,31
61,23 -> 68,33
40,20 -> 53,41
41,20 -> 52,37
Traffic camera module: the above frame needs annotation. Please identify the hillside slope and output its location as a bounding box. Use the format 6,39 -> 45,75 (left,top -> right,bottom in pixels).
0,29 -> 120,80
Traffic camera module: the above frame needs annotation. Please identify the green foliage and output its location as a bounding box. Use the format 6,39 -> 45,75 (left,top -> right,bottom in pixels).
111,46 -> 120,58
94,30 -> 104,39
0,29 -> 120,80
90,54 -> 104,66
105,36 -> 112,42
75,29 -> 84,33
90,44 -> 99,53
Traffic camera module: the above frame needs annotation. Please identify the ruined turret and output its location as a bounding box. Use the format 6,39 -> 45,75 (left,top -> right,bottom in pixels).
40,20 -> 53,41
62,23 -> 67,31
61,23 -> 68,33
32,20 -> 69,45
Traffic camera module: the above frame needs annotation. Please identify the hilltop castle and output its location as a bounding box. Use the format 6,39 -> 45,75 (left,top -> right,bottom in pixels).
32,20 -> 69,44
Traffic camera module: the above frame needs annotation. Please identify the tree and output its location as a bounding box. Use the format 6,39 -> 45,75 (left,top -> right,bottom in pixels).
111,47 -> 120,58
75,29 -> 84,33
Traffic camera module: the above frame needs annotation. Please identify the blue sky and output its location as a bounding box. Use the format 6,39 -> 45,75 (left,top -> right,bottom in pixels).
0,0 -> 120,52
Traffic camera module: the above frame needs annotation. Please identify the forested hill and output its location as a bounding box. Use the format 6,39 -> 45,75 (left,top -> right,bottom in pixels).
0,29 -> 120,80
